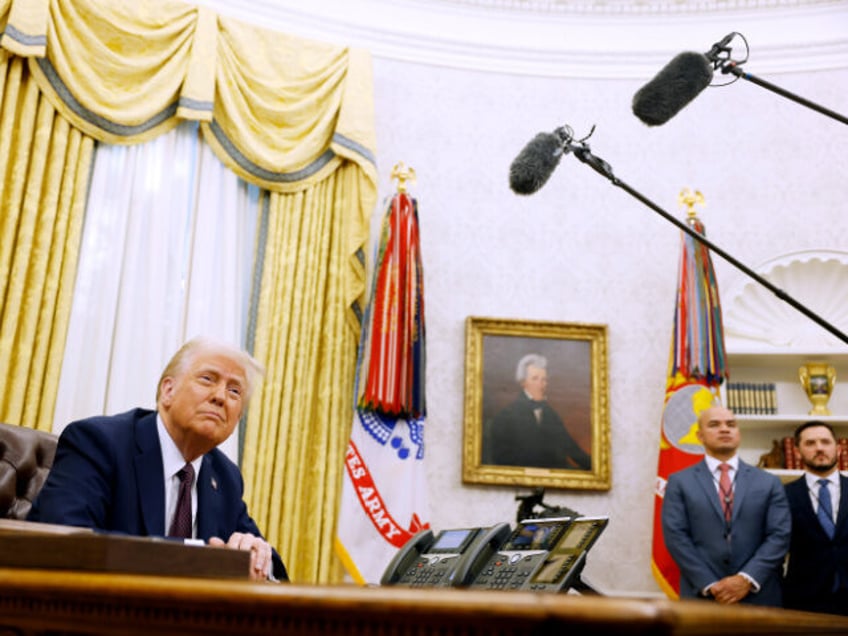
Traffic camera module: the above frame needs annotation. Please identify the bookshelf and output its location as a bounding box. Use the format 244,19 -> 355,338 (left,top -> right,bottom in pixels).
728,354 -> 848,481
721,250 -> 848,482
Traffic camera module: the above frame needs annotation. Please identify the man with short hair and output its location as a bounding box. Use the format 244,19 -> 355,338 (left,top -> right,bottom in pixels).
783,420 -> 848,614
29,337 -> 287,581
662,404 -> 790,606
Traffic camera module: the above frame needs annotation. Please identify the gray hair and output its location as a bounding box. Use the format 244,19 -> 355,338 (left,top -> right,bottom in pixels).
516,353 -> 547,383
156,337 -> 265,404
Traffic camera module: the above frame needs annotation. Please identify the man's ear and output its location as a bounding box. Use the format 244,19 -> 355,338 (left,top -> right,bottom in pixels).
160,376 -> 176,407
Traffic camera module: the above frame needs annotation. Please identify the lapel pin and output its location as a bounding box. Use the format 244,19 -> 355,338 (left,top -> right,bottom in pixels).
211,477 -> 218,491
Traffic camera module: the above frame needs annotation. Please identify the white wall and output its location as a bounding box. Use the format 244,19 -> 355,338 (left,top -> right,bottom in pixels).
206,0 -> 848,596
369,62 -> 848,597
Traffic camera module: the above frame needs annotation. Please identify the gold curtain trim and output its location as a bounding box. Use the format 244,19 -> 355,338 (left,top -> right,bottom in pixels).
0,0 -> 376,192
1,0 -> 47,58
176,5 -> 214,122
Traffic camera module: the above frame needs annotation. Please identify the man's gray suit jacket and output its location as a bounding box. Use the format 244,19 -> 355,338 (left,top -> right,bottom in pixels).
662,458 -> 790,606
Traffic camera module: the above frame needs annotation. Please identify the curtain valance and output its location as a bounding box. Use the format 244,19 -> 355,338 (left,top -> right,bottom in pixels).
0,0 -> 376,193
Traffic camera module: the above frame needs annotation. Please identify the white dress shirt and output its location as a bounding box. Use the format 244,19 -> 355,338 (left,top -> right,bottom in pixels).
157,415 -> 203,539
805,470 -> 841,522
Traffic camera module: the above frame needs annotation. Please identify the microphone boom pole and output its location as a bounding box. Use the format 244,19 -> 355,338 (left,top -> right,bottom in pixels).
720,62 -> 848,126
566,139 -> 848,346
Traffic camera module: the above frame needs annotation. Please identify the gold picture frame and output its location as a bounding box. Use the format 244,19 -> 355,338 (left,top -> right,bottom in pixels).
462,316 -> 611,490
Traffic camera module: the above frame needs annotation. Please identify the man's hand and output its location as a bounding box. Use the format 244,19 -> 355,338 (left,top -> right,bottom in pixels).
709,574 -> 752,604
209,532 -> 273,581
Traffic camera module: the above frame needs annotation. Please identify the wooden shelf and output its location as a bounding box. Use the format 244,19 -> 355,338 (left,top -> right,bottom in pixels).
723,251 -> 848,474
737,414 -> 848,427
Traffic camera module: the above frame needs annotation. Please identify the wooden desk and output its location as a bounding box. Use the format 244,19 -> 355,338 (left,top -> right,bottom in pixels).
0,518 -> 249,578
2,568 -> 848,636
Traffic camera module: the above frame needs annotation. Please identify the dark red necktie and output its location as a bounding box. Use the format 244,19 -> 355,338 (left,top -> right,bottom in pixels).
718,462 -> 733,523
168,463 -> 195,538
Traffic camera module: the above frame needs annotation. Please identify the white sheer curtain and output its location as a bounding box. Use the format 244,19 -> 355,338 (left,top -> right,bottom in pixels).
52,122 -> 259,462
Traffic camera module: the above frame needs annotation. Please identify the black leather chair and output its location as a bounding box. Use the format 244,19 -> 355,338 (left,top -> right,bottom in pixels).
0,421 -> 58,520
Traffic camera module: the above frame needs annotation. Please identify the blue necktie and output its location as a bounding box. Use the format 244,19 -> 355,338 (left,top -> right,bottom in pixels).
817,478 -> 836,540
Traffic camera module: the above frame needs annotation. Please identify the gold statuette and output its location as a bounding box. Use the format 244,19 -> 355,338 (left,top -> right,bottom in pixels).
799,362 -> 837,416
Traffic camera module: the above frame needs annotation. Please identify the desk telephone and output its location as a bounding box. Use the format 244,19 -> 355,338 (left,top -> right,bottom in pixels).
380,523 -> 511,588
381,515 -> 607,592
468,515 -> 608,592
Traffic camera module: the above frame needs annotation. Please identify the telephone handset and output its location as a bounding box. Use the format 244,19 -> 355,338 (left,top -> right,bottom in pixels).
467,516 -> 608,592
449,522 -> 511,586
380,523 -> 511,588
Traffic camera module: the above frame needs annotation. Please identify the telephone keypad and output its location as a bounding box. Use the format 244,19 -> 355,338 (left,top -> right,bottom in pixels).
397,555 -> 458,587
471,552 -> 545,590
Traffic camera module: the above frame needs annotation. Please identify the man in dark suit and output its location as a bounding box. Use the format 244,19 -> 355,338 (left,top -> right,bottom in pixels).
784,420 -> 848,615
28,337 -> 287,581
486,353 -> 590,470
662,404 -> 790,606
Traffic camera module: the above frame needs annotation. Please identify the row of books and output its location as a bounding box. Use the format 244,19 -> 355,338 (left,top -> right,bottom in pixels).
768,437 -> 848,470
726,381 -> 777,415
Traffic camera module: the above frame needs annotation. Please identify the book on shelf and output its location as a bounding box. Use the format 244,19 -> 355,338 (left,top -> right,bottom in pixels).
726,381 -> 777,415
773,437 -> 848,471
782,436 -> 798,470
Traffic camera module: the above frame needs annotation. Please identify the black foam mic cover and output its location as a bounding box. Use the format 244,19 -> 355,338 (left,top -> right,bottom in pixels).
508,132 -> 566,195
632,52 -> 714,126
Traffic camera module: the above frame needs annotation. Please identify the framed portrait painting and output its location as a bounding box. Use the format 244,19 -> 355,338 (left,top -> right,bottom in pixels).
462,317 -> 611,490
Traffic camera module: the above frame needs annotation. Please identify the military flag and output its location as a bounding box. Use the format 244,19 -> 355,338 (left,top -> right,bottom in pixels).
335,165 -> 429,584
651,190 -> 728,598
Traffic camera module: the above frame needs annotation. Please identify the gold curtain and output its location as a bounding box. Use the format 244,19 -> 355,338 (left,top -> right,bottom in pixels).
243,162 -> 369,583
9,0 -> 377,189
0,0 -> 377,583
0,53 -> 94,431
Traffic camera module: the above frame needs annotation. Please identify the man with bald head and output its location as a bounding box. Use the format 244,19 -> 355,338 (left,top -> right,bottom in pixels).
661,404 -> 790,606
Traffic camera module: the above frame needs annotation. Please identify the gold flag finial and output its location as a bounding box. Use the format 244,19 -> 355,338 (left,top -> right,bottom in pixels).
391,162 -> 416,193
678,188 -> 705,219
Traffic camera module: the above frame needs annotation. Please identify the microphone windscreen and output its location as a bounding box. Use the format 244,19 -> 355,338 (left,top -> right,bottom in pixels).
509,132 -> 565,195
632,52 -> 714,126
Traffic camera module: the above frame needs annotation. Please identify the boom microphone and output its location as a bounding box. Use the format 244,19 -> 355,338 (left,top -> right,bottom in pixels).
632,51 -> 714,126
507,122 -> 848,346
508,130 -> 569,195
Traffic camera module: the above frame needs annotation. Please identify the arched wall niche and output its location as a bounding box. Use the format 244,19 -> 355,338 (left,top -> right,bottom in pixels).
723,250 -> 848,354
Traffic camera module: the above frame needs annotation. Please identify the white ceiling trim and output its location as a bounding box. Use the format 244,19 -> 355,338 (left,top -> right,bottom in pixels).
198,0 -> 848,77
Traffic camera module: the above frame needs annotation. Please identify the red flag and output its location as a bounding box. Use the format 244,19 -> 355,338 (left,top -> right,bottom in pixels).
652,210 -> 728,598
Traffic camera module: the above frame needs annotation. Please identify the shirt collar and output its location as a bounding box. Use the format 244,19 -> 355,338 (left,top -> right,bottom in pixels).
704,454 -> 739,474
805,470 -> 839,489
157,414 -> 203,478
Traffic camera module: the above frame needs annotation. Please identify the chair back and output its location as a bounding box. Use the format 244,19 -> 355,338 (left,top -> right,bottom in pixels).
0,422 -> 58,520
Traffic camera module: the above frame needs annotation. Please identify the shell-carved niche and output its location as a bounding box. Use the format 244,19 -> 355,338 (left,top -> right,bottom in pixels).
722,250 -> 848,352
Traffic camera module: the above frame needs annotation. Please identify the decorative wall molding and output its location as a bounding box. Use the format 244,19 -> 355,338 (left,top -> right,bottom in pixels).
417,0 -> 842,15
198,0 -> 848,77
